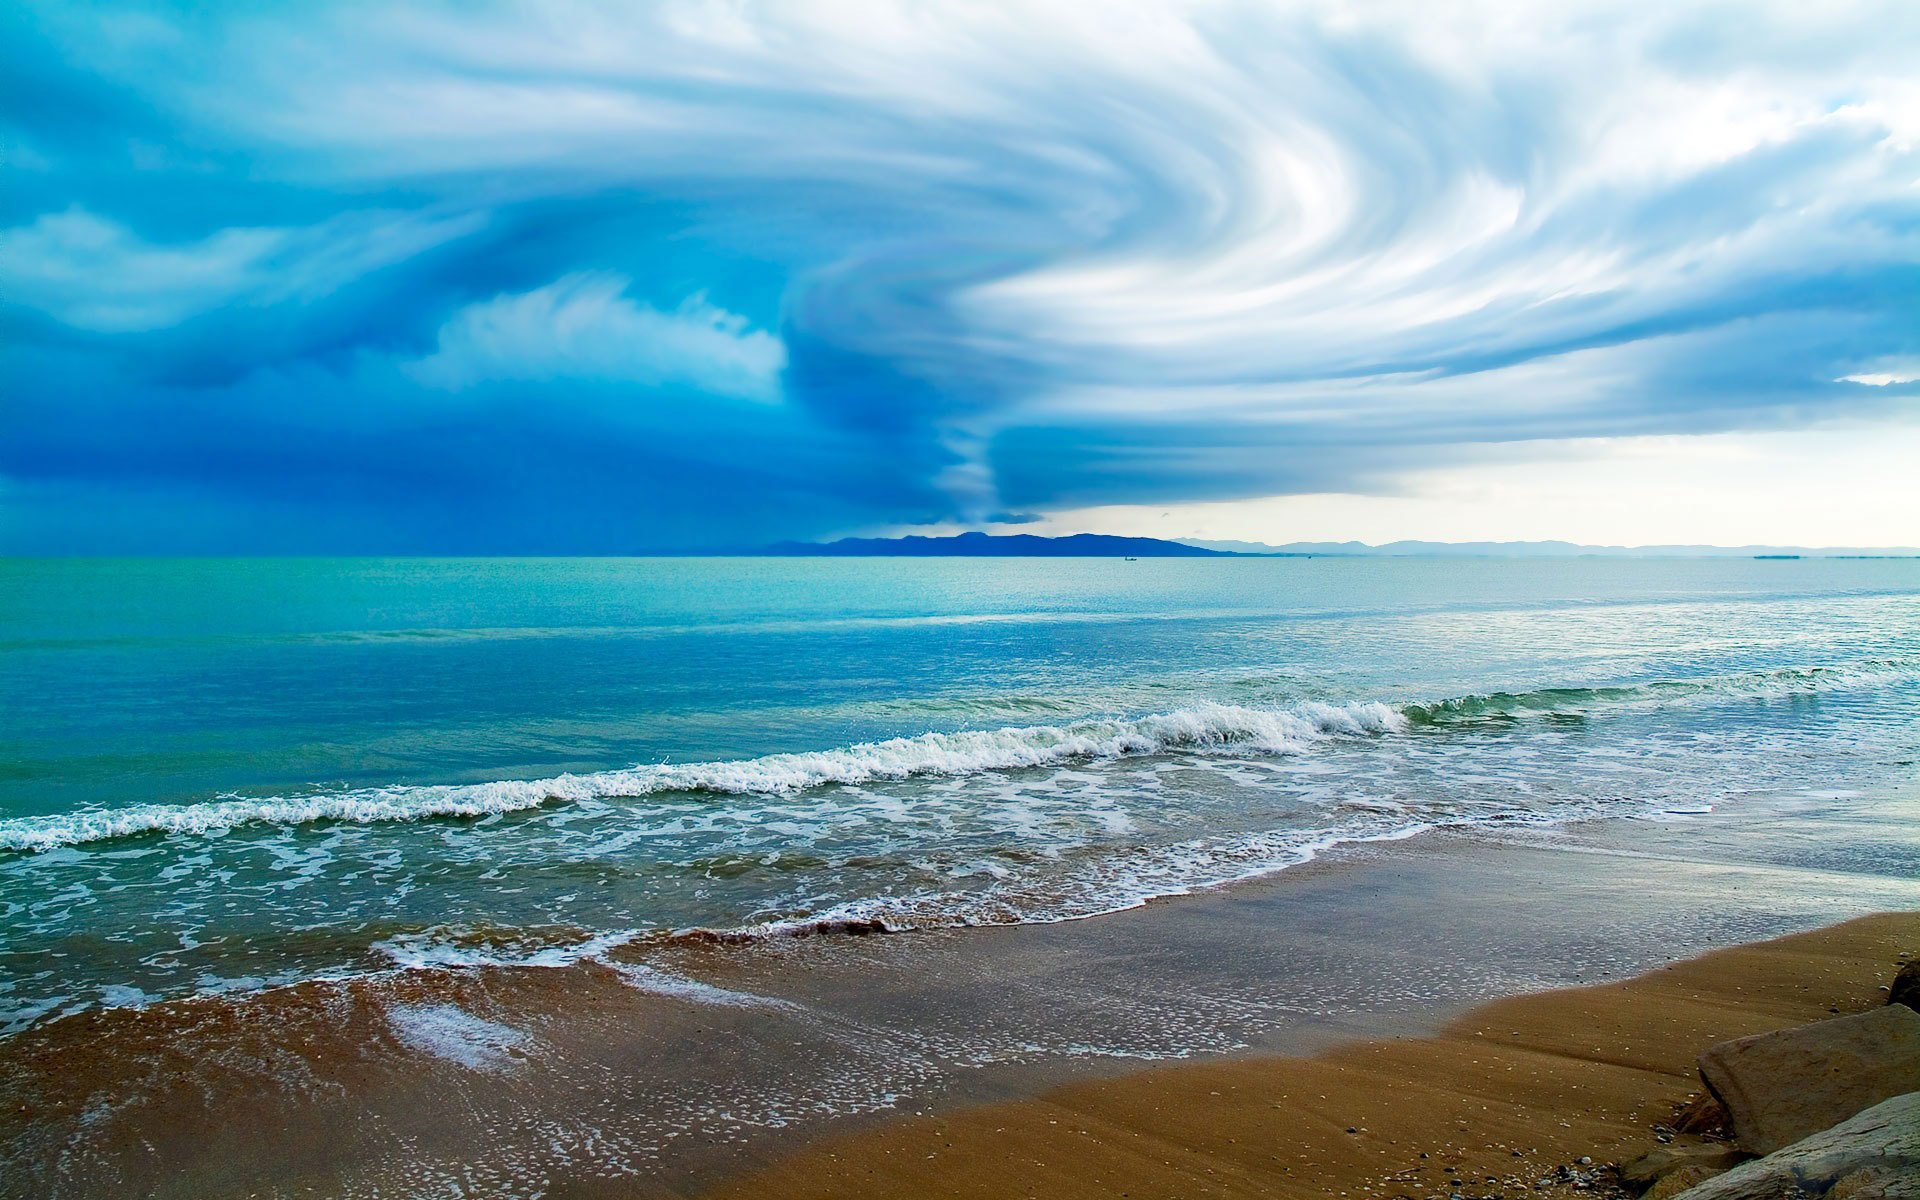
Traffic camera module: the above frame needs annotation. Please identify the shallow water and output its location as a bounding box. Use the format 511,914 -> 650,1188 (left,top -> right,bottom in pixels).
6,801 -> 1917,1200
3,556 -> 1918,1033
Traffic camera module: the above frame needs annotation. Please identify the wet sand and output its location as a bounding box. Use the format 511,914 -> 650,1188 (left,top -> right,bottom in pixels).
4,792 -> 1918,1198
708,911 -> 1918,1200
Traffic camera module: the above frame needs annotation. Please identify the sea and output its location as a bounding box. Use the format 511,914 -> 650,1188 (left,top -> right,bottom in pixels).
4,555 -> 1917,1040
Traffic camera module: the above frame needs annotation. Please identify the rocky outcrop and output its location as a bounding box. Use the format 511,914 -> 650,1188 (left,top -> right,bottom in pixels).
1647,1165 -> 1731,1200
1622,1144 -> 1748,1191
1890,961 -> 1920,1014
1668,1091 -> 1918,1199
1827,1165 -> 1919,1200
1675,1092 -> 1735,1138
1699,1007 -> 1920,1155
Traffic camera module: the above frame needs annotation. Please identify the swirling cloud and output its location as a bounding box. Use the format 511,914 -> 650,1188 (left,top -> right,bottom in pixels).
2,0 -> 1916,549
405,274 -> 786,400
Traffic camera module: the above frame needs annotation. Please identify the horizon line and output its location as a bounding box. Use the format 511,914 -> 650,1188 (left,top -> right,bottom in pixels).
9,533 -> 1920,560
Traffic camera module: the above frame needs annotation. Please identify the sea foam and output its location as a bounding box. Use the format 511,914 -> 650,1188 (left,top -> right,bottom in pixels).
384,1003 -> 530,1071
3,659 -> 1906,853
0,700 -> 1403,852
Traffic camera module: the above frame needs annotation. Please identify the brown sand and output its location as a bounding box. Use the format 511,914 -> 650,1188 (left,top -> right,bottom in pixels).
702,911 -> 1917,1200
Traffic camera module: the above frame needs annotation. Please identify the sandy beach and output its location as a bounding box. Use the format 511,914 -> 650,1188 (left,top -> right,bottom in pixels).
5,799 -> 1918,1199
708,911 -> 1917,1200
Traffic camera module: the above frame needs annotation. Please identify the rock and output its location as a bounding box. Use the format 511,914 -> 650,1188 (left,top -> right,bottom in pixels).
1891,962 -> 1920,1013
1829,1166 -> 1920,1200
1622,1144 -> 1748,1190
1666,1091 -> 1918,1199
1677,1093 -> 1735,1137
1698,1007 -> 1920,1154
1647,1165 -> 1729,1200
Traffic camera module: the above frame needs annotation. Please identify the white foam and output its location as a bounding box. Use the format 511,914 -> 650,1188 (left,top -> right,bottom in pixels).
385,1003 -> 530,1071
710,794 -> 1676,943
372,926 -> 799,1010
373,928 -> 641,972
605,961 -> 800,1010
0,701 -> 1405,851
5,658 -> 1909,853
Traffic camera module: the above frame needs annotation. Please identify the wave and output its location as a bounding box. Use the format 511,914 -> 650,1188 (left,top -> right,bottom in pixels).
3,659 -> 1910,854
1400,661 -> 1916,725
0,782 -> 1746,1039
0,701 -> 1404,852
673,793 -> 1683,945
372,926 -> 799,1009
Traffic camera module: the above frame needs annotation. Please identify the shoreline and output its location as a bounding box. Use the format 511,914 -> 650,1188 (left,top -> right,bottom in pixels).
703,911 -> 1918,1200
6,800 -> 1916,1199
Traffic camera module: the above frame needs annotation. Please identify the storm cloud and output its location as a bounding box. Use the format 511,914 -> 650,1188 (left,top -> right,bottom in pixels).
3,1 -> 1917,549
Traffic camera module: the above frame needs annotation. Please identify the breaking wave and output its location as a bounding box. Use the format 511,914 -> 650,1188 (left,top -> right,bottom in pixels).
3,659 -> 1908,854
0,701 -> 1404,852
1399,661 -> 1916,724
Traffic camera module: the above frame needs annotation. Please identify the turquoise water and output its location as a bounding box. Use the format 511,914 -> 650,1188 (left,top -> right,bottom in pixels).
3,556 -> 1918,1032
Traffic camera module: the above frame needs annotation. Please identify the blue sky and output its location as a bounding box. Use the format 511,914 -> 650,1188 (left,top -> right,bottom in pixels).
3,1 -> 1918,552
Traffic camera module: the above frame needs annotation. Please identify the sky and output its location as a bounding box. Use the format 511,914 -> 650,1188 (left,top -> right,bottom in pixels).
3,1 -> 1918,553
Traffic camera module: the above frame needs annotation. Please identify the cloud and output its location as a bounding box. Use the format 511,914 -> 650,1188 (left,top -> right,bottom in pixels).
1838,363 -> 1920,387
0,205 -> 483,332
404,273 -> 786,400
2,1 -> 1918,548
0,208 -> 285,332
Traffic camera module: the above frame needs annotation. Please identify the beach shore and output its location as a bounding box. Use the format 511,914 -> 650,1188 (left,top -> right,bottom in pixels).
705,911 -> 1917,1200
6,807 -> 1916,1199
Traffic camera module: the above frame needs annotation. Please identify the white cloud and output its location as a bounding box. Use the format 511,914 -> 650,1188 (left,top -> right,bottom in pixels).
28,4 -> 1920,396
143,0 -> 1917,449
0,206 -> 481,332
404,272 -> 786,400
0,208 -> 286,332
12,1 -> 1920,542
1837,364 -> 1920,387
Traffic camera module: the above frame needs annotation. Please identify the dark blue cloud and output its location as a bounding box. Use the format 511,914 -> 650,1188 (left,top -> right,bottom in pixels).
3,2 -> 1917,550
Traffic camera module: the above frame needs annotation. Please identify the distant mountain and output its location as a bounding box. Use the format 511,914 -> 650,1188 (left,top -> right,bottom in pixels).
764,532 -> 1229,557
1187,539 -> 1920,558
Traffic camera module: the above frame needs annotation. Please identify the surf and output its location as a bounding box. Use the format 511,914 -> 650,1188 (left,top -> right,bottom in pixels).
2,657 -> 1909,854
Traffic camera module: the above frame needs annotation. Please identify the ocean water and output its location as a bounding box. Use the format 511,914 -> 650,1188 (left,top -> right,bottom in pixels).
3,555 -> 1918,1035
